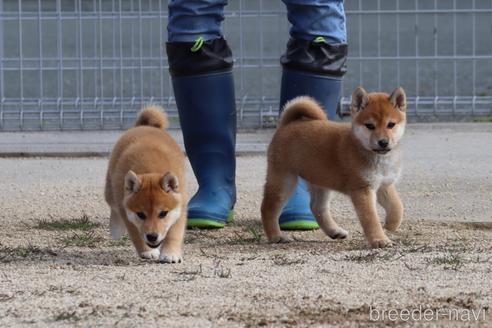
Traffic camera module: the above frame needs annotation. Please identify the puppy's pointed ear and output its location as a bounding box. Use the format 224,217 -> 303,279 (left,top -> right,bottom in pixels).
389,87 -> 407,112
351,86 -> 369,114
125,170 -> 141,193
161,172 -> 179,193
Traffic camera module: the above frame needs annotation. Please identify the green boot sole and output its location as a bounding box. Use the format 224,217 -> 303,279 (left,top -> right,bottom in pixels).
279,220 -> 319,231
187,210 -> 234,229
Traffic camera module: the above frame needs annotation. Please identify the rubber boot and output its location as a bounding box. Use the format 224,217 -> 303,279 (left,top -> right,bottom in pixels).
168,38 -> 236,229
172,71 -> 236,228
278,68 -> 343,230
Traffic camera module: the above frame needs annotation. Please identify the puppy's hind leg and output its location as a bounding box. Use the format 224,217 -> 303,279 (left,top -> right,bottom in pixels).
308,185 -> 348,240
261,171 -> 297,243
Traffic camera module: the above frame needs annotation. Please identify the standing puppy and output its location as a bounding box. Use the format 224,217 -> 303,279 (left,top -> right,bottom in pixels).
261,87 -> 406,248
105,105 -> 187,263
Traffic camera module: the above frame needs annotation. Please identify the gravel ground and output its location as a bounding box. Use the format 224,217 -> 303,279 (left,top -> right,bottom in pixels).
0,124 -> 491,327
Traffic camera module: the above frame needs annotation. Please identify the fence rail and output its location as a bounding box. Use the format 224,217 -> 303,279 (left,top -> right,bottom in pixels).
1,0 -> 492,131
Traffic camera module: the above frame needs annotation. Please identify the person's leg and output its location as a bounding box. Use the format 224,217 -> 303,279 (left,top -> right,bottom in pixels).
283,0 -> 346,46
279,0 -> 348,230
167,0 -> 236,229
168,0 -> 227,42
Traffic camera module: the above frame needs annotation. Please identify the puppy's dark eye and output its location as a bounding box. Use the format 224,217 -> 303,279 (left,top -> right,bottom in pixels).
387,122 -> 396,129
365,123 -> 375,130
136,212 -> 146,220
158,210 -> 168,219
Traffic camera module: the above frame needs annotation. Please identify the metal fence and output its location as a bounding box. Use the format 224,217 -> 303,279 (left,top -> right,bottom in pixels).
1,0 -> 492,131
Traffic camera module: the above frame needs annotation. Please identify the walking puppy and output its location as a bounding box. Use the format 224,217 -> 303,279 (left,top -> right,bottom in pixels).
105,105 -> 187,263
261,87 -> 406,248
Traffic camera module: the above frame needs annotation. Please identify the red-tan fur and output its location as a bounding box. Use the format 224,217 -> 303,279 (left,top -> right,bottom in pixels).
105,105 -> 187,263
261,87 -> 407,248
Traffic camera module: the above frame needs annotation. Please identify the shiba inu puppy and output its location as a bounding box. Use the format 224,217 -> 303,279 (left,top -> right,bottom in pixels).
105,105 -> 187,263
261,87 -> 407,248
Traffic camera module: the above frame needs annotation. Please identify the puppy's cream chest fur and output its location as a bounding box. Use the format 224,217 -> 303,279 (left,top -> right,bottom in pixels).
362,151 -> 401,189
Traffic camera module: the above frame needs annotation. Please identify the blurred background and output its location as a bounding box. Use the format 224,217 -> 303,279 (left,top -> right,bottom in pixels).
1,0 -> 492,130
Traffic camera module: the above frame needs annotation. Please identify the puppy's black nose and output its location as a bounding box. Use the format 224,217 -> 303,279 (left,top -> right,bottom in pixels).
378,139 -> 389,148
146,233 -> 158,243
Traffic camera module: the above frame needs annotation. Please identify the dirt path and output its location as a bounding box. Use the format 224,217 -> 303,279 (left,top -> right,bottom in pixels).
0,125 -> 491,327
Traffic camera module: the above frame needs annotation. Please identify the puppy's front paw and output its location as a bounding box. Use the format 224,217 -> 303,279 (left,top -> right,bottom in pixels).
269,234 -> 293,243
159,251 -> 183,264
140,248 -> 160,260
327,228 -> 348,240
369,237 -> 393,249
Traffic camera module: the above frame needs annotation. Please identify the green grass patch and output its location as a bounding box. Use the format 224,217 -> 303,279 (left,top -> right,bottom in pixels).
0,244 -> 57,259
344,250 -> 396,263
35,215 -> 99,231
108,235 -> 131,247
272,254 -> 307,266
473,115 -> 492,122
60,231 -> 101,248
429,253 -> 464,270
0,244 -> 57,263
246,226 -> 262,243
53,311 -> 80,322
225,226 -> 263,245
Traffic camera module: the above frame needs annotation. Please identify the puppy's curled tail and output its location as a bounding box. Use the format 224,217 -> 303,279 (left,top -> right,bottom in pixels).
135,104 -> 169,129
279,96 -> 327,127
